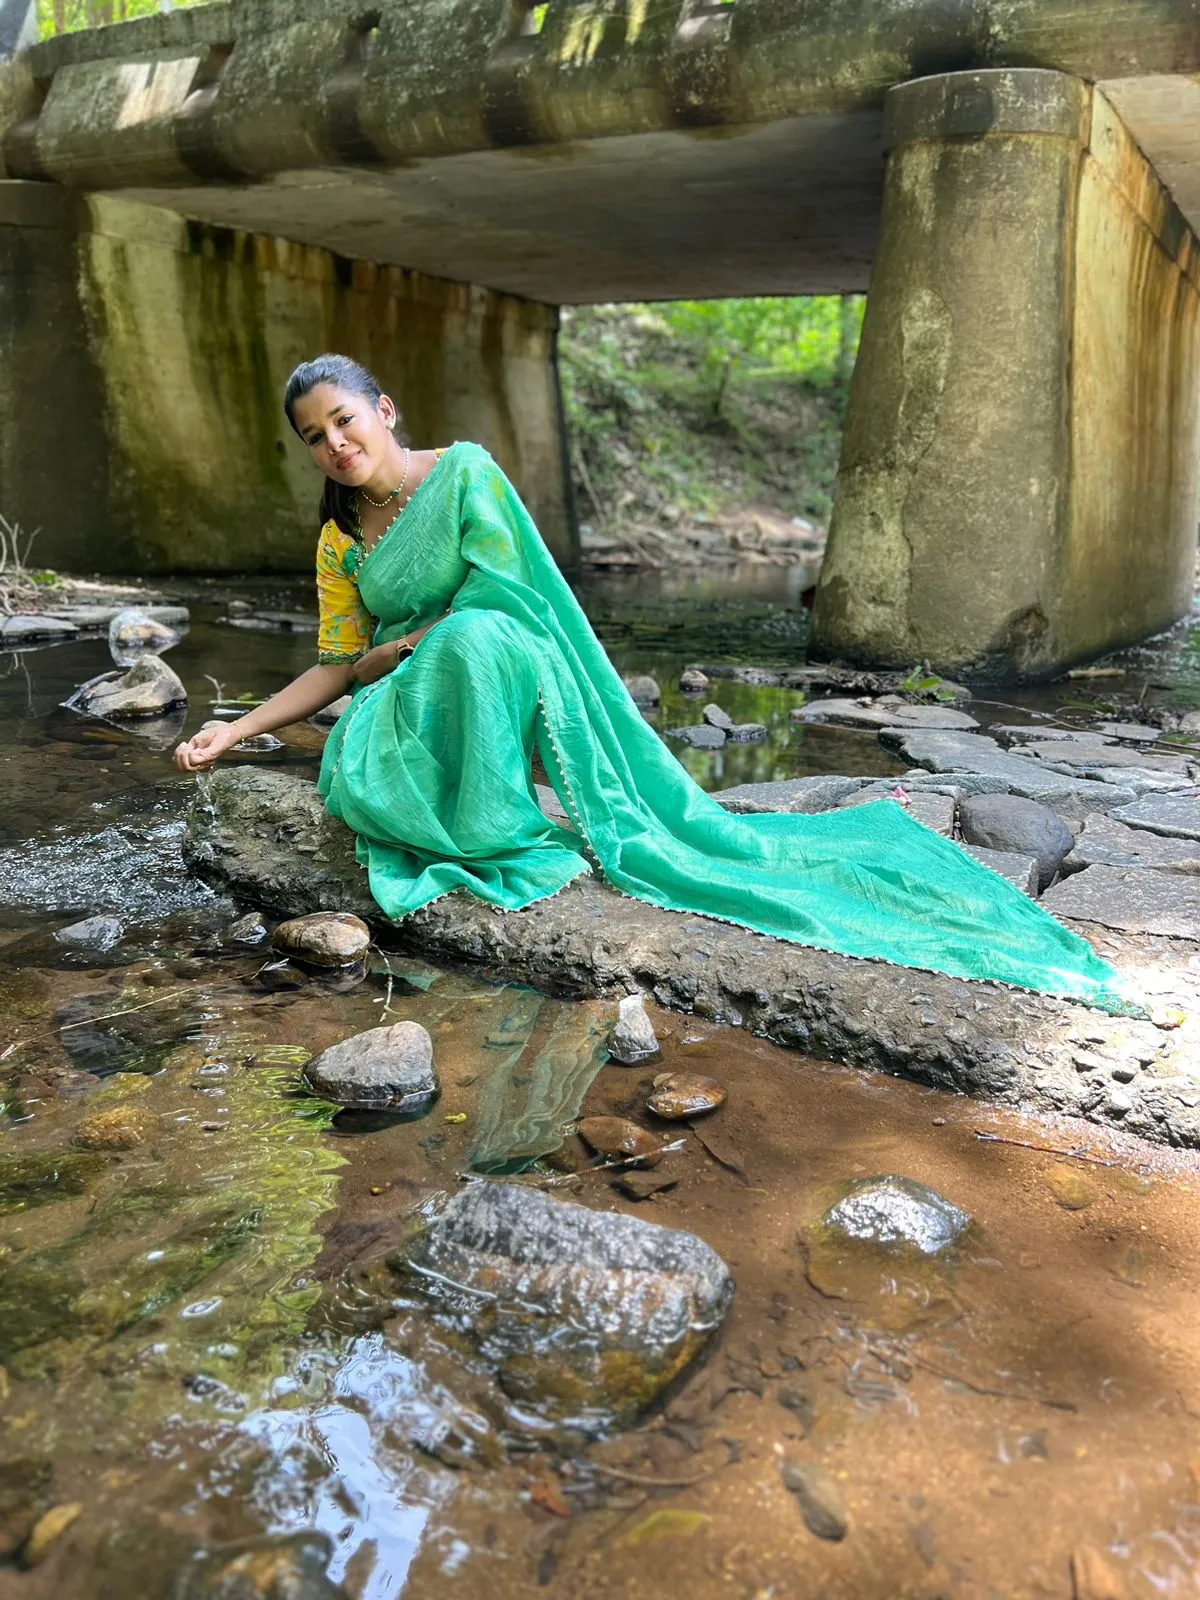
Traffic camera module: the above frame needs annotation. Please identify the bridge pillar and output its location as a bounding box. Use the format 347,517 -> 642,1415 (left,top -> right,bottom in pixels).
813,69 -> 1200,681
0,181 -> 576,575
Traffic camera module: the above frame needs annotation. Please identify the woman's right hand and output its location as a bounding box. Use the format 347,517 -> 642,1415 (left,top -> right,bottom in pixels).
173,722 -> 246,773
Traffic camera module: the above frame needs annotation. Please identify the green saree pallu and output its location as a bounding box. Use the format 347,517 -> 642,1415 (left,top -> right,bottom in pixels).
319,443 -> 1128,1011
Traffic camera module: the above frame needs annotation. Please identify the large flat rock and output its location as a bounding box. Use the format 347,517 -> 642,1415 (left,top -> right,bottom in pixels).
1110,794 -> 1200,841
1041,866 -> 1200,938
182,769 -> 1200,1150
1063,814 -> 1200,875
882,731 -> 1136,818
793,697 -> 978,732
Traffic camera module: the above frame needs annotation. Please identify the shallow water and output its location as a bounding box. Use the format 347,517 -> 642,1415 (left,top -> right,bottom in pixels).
3,572 -> 1200,1598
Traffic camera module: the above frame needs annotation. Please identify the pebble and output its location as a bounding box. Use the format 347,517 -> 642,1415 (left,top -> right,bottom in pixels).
614,1168 -> 680,1200
1107,1088 -> 1134,1116
271,912 -> 371,969
1047,1165 -> 1096,1211
622,674 -> 661,708
646,1071 -> 727,1120
780,1462 -> 848,1541
679,668 -> 710,693
607,993 -> 660,1065
23,1503 -> 83,1566
577,1116 -> 664,1167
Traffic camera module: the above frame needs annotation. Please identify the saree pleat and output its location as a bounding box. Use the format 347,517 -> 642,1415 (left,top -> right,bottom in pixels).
318,443 -> 1128,1011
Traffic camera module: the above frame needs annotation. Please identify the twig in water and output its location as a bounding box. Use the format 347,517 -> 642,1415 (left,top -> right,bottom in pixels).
973,1129 -> 1126,1170
911,1352 -> 1077,1412
582,1439 -> 738,1490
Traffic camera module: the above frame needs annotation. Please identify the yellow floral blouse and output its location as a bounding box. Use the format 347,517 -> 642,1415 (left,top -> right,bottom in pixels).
316,521 -> 374,664
316,448 -> 448,664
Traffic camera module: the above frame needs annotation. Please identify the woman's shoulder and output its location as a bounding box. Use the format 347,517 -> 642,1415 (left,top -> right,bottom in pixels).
317,520 -> 359,577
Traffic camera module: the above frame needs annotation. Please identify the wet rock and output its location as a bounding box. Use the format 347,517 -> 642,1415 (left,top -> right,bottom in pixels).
622,674 -> 661,708
959,794 -> 1074,890
1041,866 -> 1200,937
271,911 -> 371,968
309,693 -> 352,727
108,607 -> 179,664
1063,814 -> 1200,875
303,1019 -> 437,1111
180,1534 -> 341,1599
607,992 -> 660,1065
390,1182 -> 734,1427
1070,1543 -> 1128,1600
1048,1166 -> 1096,1210
22,1502 -> 83,1567
795,697 -> 977,732
727,722 -> 768,742
1094,722 -> 1162,744
52,915 -> 124,953
825,1176 -> 970,1256
72,655 -> 188,718
713,776 -> 866,814
73,1106 -> 148,1150
679,668 -> 709,693
703,702 -> 734,731
666,724 -> 725,749
781,1462 -> 848,1541
577,1115 -> 664,1166
961,845 -> 1040,896
647,1072 -> 727,1120
224,911 -> 268,946
1110,794 -> 1200,841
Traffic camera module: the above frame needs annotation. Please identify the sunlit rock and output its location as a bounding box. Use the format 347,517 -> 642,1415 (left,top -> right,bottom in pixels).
607,992 -> 659,1065
71,656 -> 187,719
303,1019 -> 437,1111
387,1182 -> 734,1429
825,1176 -> 970,1255
577,1115 -> 664,1166
646,1071 -> 726,1120
108,607 -> 179,666
271,912 -> 371,969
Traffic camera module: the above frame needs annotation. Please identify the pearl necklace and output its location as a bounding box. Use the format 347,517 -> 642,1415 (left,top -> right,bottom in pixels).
358,445 -> 410,510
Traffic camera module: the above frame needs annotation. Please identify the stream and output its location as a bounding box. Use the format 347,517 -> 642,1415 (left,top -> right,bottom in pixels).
1,567 -> 1199,1598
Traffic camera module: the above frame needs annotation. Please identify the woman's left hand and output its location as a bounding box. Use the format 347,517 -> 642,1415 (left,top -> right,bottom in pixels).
349,641 -> 406,687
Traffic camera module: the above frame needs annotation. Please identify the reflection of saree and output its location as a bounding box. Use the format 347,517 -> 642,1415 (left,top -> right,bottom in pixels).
318,442 -> 1126,1010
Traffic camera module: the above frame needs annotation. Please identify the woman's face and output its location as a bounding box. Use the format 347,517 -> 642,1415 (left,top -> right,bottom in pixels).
292,382 -> 398,485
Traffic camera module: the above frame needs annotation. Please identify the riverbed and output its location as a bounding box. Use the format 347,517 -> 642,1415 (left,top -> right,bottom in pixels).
2,571 -> 1200,1598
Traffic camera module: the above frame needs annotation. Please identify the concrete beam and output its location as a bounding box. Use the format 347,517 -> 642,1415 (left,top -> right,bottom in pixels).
1,1 -> 1197,301
813,68 -> 1200,681
0,180 -> 576,573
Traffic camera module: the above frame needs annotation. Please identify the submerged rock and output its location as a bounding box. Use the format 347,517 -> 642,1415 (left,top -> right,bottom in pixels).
825,1176 -> 970,1256
22,1502 -> 83,1567
646,1072 -> 726,1120
71,656 -> 187,719
73,1106 -> 148,1151
727,721 -> 768,742
781,1462 -> 848,1542
666,724 -> 725,749
108,607 -> 179,665
52,915 -> 124,953
608,992 -> 660,1064
389,1182 -> 734,1428
577,1115 -> 665,1166
271,912 -> 371,969
303,1020 -> 437,1110
679,668 -> 709,693
179,1534 -> 341,1599
959,794 -> 1075,890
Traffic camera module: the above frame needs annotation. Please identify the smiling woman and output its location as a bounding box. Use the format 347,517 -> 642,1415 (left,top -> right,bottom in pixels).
173,352 -> 1132,1011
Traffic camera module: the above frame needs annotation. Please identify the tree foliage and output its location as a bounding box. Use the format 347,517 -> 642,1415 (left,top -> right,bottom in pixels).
38,0 -> 209,36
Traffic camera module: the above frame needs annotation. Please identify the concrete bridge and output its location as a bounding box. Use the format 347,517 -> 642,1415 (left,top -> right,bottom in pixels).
2,0 -> 1200,677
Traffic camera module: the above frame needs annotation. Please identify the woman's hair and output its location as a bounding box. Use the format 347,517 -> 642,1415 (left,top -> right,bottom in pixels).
284,354 -> 393,539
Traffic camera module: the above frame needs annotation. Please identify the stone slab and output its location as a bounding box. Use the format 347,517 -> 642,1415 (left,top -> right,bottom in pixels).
961,846 -> 1040,896
0,614 -> 78,640
1063,814 -> 1200,875
1095,722 -> 1162,744
45,604 -> 190,630
1042,865 -> 1200,938
182,769 -> 1200,1151
794,697 -> 978,732
1015,740 -> 1192,775
883,731 -> 1136,818
1110,794 -> 1200,841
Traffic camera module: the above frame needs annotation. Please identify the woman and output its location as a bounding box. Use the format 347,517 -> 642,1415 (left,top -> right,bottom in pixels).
174,354 -> 1127,1011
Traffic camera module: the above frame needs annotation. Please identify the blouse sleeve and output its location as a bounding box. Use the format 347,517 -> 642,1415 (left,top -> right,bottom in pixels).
316,524 -> 373,665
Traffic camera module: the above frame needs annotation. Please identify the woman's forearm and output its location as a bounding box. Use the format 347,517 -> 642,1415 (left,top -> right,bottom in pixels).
228,663 -> 354,739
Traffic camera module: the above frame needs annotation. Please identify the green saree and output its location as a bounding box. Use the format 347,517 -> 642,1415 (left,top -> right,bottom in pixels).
319,443 -> 1127,1011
